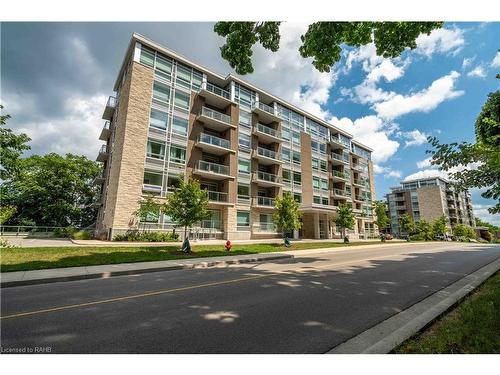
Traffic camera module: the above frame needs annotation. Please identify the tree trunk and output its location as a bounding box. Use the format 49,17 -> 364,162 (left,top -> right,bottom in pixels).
184,226 -> 187,241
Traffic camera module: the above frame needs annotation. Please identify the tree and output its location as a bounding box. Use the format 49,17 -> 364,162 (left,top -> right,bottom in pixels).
475,217 -> 500,236
427,82 -> 500,214
2,153 -> 101,227
452,224 -> 469,239
399,213 -> 416,236
213,22 -> 443,75
373,200 -> 389,233
432,215 -> 448,238
135,194 -> 162,231
0,105 -> 31,181
334,203 -> 355,239
0,205 -> 16,225
162,175 -> 210,244
416,219 -> 434,241
273,192 -> 303,238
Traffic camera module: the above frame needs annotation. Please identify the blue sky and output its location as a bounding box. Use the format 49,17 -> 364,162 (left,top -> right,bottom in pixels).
1,22 -> 499,224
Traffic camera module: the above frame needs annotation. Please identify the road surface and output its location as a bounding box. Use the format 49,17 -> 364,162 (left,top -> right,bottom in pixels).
1,242 -> 499,353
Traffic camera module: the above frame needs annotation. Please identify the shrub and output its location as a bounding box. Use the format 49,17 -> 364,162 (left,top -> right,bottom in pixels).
71,230 -> 92,240
53,226 -> 77,238
409,234 -> 424,241
113,230 -> 179,242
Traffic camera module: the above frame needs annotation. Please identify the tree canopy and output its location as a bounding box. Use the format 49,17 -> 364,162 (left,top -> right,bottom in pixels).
334,203 -> 355,238
272,192 -> 303,234
214,22 -> 443,74
428,83 -> 500,214
373,200 -> 389,232
399,213 -> 416,236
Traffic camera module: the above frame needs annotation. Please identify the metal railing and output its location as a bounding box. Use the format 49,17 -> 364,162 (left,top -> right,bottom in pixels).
206,190 -> 228,203
333,188 -> 350,197
255,101 -> 276,115
255,123 -> 280,138
200,106 -> 231,125
102,121 -> 110,131
198,133 -> 230,150
0,225 -> 69,237
257,147 -> 279,160
204,82 -> 230,100
237,195 -> 251,205
196,160 -> 230,176
254,196 -> 275,207
255,171 -> 281,184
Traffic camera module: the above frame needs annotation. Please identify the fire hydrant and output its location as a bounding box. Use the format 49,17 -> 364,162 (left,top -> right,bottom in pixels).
225,240 -> 232,251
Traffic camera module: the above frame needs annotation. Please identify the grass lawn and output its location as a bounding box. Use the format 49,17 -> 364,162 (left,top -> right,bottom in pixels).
393,272 -> 500,354
0,240 -> 391,272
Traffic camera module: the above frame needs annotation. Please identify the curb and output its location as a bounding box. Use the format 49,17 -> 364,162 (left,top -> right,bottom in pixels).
0,253 -> 293,288
327,256 -> 500,354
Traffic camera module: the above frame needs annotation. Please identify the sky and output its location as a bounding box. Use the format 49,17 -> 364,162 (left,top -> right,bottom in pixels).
1,22 -> 499,224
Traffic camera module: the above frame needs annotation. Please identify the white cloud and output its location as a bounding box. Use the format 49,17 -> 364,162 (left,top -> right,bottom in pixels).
416,157 -> 432,169
473,203 -> 500,226
415,27 -> 465,57
462,56 -> 475,69
372,165 -> 402,179
366,59 -> 405,83
491,51 -> 500,68
402,129 -> 429,147
373,71 -> 464,120
467,65 -> 487,78
403,162 -> 481,182
330,115 -> 400,165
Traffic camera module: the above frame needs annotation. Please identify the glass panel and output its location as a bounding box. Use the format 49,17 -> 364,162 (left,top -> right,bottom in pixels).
238,158 -> 251,174
174,90 -> 190,110
143,171 -> 162,186
140,47 -> 155,67
172,116 -> 188,135
147,140 -> 165,159
150,109 -> 168,130
153,82 -> 170,103
169,146 -> 186,163
239,133 -> 251,149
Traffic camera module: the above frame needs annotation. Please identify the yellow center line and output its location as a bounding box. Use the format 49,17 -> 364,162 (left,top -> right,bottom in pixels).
0,251 -> 425,320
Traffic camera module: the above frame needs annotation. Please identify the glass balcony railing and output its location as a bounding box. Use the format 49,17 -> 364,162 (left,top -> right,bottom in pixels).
256,171 -> 281,184
206,190 -> 228,203
196,160 -> 230,176
332,170 -> 350,180
106,96 -> 117,109
333,188 -> 350,197
204,82 -> 230,100
331,152 -> 349,163
255,101 -> 276,115
200,106 -> 231,125
257,222 -> 277,232
254,196 -> 275,207
99,145 -> 108,154
256,123 -> 280,138
257,147 -> 279,160
198,133 -> 230,150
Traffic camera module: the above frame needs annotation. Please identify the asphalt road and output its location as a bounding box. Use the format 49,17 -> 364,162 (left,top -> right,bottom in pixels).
1,242 -> 499,353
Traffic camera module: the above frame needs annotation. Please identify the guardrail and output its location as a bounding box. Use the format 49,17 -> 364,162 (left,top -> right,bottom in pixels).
198,133 -> 230,150
200,106 -> 231,125
204,82 -> 230,100
196,160 -> 230,176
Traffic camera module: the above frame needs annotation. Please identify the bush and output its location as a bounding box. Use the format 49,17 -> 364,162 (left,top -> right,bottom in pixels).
409,234 -> 424,241
71,230 -> 92,240
53,226 -> 77,238
113,230 -> 179,242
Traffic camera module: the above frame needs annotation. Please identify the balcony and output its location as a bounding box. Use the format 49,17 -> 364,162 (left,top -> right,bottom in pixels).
332,188 -> 351,199
193,160 -> 234,181
254,222 -> 277,232
352,162 -> 368,173
197,107 -> 236,132
353,178 -> 369,188
196,133 -> 234,155
330,152 -> 350,165
252,147 -> 282,165
198,82 -> 233,108
102,96 -> 117,121
252,171 -> 283,187
142,184 -> 163,195
331,170 -> 350,182
93,170 -> 106,185
253,123 -> 282,143
99,121 -> 111,141
206,190 -> 231,205
253,196 -> 276,208
96,145 -> 109,162
252,101 -> 281,123
329,135 -> 349,149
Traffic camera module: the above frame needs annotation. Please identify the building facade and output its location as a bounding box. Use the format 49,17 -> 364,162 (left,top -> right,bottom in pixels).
95,33 -> 377,240
386,177 -> 475,237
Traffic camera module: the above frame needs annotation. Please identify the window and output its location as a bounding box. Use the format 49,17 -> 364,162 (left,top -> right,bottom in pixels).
293,172 -> 302,185
169,146 -> 186,164
312,158 -> 319,170
319,143 -> 326,155
313,196 -> 321,204
171,116 -> 188,135
239,133 -> 251,149
153,82 -> 170,103
282,127 -> 291,141
141,210 -> 159,223
321,178 -> 329,191
259,213 -> 274,231
147,140 -> 165,159
322,197 -> 329,205
150,109 -> 168,130
292,151 -> 301,165
237,184 -> 250,203
192,72 -> 202,91
174,90 -> 190,110
292,131 -> 300,145
313,177 -> 320,189
143,171 -> 162,186
202,210 -> 221,229
282,169 -> 291,183
176,65 -> 192,89
239,110 -> 251,127
237,211 -> 251,231
293,193 -> 302,203
320,160 -> 327,172
155,55 -> 172,79
282,148 -> 291,162
140,47 -> 155,68
238,158 -> 251,174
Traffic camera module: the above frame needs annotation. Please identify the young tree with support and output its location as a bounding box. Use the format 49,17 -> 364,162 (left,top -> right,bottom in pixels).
373,200 -> 389,241
334,203 -> 355,242
272,191 -> 303,247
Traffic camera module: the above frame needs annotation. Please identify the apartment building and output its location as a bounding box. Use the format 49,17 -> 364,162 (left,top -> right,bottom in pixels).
94,33 -> 377,240
386,177 -> 475,237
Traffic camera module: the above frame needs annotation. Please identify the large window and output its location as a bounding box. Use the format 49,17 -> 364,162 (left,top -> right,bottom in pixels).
294,193 -> 302,203
239,110 -> 251,128
320,160 -> 327,172
238,158 -> 251,174
282,169 -> 291,183
143,171 -> 162,187
174,90 -> 190,110
282,127 -> 291,141
313,177 -> 320,189
153,82 -> 170,103
321,178 -> 329,191
156,55 -> 172,79
293,172 -> 302,185
171,116 -> 188,136
237,184 -> 250,203
147,140 -> 165,159
169,146 -> 186,164
202,210 -> 221,229
237,211 -> 251,231
312,158 -> 319,170
239,133 -> 251,149
140,47 -> 155,68
292,131 -> 300,145
175,64 -> 192,89
150,109 -> 168,130
292,151 -> 301,165
282,148 -> 291,162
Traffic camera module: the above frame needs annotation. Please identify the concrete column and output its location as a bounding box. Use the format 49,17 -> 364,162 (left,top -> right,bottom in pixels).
314,212 -> 320,239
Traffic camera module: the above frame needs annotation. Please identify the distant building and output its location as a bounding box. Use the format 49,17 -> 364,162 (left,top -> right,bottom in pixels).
386,177 -> 474,237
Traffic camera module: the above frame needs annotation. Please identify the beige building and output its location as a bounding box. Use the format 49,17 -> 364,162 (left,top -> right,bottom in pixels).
386,177 -> 475,237
95,33 -> 377,240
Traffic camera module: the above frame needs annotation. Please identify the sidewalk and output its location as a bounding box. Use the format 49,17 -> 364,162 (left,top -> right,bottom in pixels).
1,241 -> 424,288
